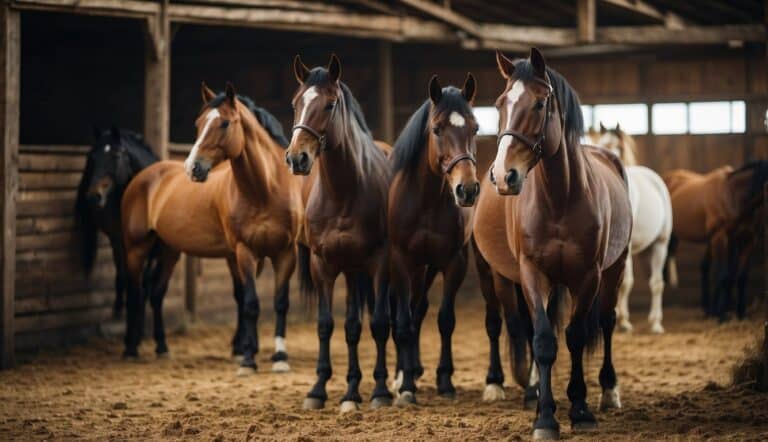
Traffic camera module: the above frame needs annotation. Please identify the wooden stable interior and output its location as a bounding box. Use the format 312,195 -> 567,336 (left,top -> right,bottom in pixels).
1,0 -> 767,368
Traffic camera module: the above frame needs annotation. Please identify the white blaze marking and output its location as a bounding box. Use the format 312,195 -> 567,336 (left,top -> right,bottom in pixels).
492,80 -> 526,186
291,86 -> 318,144
104,144 -> 111,152
449,111 -> 466,127
185,108 -> 220,177
275,336 -> 287,353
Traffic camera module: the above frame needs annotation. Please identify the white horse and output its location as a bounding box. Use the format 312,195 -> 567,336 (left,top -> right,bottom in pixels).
592,123 -> 677,334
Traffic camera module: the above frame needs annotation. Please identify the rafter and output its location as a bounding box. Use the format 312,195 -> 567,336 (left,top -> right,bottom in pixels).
600,0 -> 690,29
397,0 -> 481,37
578,0 -> 596,43
597,24 -> 766,45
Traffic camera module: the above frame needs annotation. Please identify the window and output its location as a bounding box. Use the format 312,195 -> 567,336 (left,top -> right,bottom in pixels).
581,105 -> 594,130
593,103 -> 648,135
688,101 -> 746,134
473,106 -> 499,136
652,103 -> 688,134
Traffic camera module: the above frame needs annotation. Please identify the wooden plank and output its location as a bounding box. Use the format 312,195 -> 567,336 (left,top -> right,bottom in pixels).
600,0 -> 689,28
479,24 -> 577,47
10,0 -> 159,17
577,0 -> 595,43
378,41 -> 394,144
15,289 -> 114,315
180,0 -> 346,13
19,144 -> 89,155
597,25 -> 767,45
1,4 -> 19,369
20,172 -> 82,191
144,0 -> 170,159
19,153 -> 86,172
397,0 -> 481,37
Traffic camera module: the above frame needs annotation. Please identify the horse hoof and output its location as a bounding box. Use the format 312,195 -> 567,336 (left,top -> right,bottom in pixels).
232,355 -> 243,364
599,387 -> 622,410
122,352 -> 139,361
524,398 -> 538,410
572,420 -> 598,431
394,391 -> 416,407
390,370 -> 404,394
236,366 -> 257,377
618,321 -> 633,333
532,428 -> 560,440
156,352 -> 171,360
650,323 -> 665,334
302,397 -> 325,410
483,384 -> 506,402
271,361 -> 291,373
370,396 -> 392,409
339,401 -> 360,414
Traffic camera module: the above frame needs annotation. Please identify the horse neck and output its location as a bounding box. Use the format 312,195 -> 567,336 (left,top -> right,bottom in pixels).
530,136 -> 588,214
407,136 -> 448,202
317,100 -> 368,200
229,116 -> 279,205
620,137 -> 637,166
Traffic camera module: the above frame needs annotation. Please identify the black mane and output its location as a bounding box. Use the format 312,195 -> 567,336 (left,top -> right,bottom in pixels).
304,67 -> 372,136
731,159 -> 768,204
513,59 -> 584,148
208,93 -> 289,148
391,86 -> 472,174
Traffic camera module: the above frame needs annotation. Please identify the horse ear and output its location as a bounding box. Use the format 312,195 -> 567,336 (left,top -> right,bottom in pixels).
462,72 -> 477,104
495,49 -> 515,80
225,82 -> 236,106
293,54 -> 309,84
428,75 -> 442,104
600,122 -> 607,134
201,82 -> 216,105
530,47 -> 547,79
615,123 -> 622,132
328,53 -> 342,83
110,126 -> 121,142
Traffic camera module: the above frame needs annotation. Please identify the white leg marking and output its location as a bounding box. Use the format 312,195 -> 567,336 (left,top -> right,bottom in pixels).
648,242 -> 667,334
275,336 -> 287,353
185,108 -> 220,177
528,361 -> 539,387
483,383 -> 506,402
600,385 -> 622,410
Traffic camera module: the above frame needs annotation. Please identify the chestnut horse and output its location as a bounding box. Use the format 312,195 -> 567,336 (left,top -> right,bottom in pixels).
595,124 -> 675,334
664,161 -> 768,320
286,54 -> 392,413
474,48 -> 631,439
121,83 -> 303,376
387,74 -> 480,405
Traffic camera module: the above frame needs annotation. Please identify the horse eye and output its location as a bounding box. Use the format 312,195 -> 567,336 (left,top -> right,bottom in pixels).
534,101 -> 544,111
432,127 -> 440,136
220,120 -> 230,129
325,102 -> 336,111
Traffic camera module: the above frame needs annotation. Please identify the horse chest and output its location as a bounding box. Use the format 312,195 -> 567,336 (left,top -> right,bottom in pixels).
393,210 -> 468,265
522,220 -> 600,277
229,211 -> 293,257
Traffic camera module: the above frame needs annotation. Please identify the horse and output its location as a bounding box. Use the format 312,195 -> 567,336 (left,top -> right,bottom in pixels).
286,54 -> 392,413
75,127 -> 158,319
120,83 -> 302,376
473,48 -> 632,439
663,161 -> 768,320
594,123 -> 675,334
387,74 -> 480,405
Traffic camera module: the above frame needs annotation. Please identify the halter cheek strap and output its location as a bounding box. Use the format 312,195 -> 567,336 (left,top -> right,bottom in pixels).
292,124 -> 327,152
442,152 -> 477,175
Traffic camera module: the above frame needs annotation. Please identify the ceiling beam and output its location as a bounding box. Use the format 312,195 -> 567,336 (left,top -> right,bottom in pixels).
578,0 -> 596,43
597,24 -> 766,45
600,0 -> 689,29
397,0 -> 481,37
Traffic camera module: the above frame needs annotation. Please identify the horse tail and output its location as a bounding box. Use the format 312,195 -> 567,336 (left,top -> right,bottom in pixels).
297,243 -> 316,305
508,283 -> 533,388
75,158 -> 98,276
664,233 -> 679,288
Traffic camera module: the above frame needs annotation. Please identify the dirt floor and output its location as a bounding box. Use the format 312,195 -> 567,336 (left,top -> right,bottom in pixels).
2,296 -> 767,441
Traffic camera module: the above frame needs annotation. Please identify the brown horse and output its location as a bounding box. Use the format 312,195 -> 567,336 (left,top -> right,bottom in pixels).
286,54 -> 393,413
387,74 -> 480,405
473,48 -> 632,439
664,161 -> 768,319
121,83 -> 303,376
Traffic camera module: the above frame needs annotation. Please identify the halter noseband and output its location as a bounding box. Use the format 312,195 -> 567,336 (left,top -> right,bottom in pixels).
291,124 -> 328,152
496,76 -> 554,162
442,153 -> 477,175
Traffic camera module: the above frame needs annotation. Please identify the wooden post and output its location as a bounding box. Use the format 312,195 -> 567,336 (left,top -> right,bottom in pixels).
0,4 -> 20,369
143,0 -> 170,159
577,0 -> 596,43
378,41 -> 394,143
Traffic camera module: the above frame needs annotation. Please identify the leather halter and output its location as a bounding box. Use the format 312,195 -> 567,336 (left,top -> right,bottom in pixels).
442,152 -> 476,175
496,76 -> 554,162
291,123 -> 327,152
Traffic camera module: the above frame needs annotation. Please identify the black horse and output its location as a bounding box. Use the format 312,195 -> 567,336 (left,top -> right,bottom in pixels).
75,127 -> 158,319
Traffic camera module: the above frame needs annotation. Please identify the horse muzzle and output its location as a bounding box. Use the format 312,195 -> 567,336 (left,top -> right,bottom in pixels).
285,151 -> 312,176
187,161 -> 210,182
495,169 -> 523,196
454,181 -> 480,207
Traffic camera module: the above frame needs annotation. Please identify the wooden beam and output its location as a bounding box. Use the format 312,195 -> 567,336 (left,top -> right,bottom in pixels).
378,41 -> 394,144
341,0 -> 397,15
578,0 -> 596,43
0,4 -> 19,369
144,0 -> 169,160
480,24 -> 577,47
11,0 -> 159,17
178,0 -> 346,13
597,24 -> 767,44
397,0 -> 481,37
600,0 -> 689,28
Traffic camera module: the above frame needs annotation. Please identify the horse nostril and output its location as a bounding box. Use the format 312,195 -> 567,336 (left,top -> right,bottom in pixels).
505,169 -> 519,187
455,184 -> 465,199
299,152 -> 309,168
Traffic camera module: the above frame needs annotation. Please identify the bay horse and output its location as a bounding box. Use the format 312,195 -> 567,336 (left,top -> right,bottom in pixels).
76,127 -> 158,319
387,74 -> 480,405
121,83 -> 302,376
474,48 -> 632,439
595,123 -> 675,334
286,54 -> 392,413
663,161 -> 768,320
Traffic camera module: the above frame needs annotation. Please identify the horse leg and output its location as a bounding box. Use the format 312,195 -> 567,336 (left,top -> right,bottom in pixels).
109,236 -> 126,320
413,266 -> 436,382
122,238 -> 154,358
598,252 -> 627,412
735,238 -> 754,320
505,282 -> 536,410
303,255 -> 336,410
474,238 -> 505,402
566,270 -> 601,431
701,243 -> 711,315
147,243 -> 180,357
227,257 -> 244,359
270,248 -> 294,373
392,252 -> 422,407
712,231 -> 733,321
616,252 -> 634,333
339,272 -> 364,413
234,244 -> 260,376
647,240 -> 667,334
520,262 -> 558,440
370,261 -> 393,409
436,248 -> 467,398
